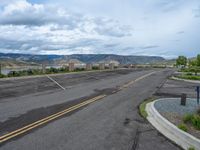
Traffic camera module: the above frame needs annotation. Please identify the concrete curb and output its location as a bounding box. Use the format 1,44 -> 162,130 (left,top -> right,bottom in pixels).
171,76 -> 200,84
146,99 -> 200,150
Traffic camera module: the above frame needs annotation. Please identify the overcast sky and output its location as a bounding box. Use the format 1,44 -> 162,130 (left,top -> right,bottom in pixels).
0,0 -> 200,58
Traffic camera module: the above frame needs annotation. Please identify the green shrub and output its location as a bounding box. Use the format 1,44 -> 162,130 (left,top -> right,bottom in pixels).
92,66 -> 99,70
186,72 -> 193,76
75,68 -> 85,72
178,124 -> 188,132
188,146 -> 195,150
0,74 -> 6,78
191,115 -> 200,130
183,114 -> 193,123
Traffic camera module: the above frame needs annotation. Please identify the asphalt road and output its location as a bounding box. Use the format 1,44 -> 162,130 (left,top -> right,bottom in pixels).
0,68 -> 182,150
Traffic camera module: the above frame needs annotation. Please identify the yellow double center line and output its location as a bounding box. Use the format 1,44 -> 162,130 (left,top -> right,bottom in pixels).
120,71 -> 155,89
0,94 -> 106,143
0,71 -> 156,144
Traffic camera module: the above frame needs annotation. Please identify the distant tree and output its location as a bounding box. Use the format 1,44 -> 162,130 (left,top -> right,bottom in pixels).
197,54 -> 200,66
176,56 -> 187,67
188,59 -> 197,67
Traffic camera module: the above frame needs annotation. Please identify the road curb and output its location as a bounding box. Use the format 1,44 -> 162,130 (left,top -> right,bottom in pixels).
146,99 -> 200,150
171,76 -> 200,84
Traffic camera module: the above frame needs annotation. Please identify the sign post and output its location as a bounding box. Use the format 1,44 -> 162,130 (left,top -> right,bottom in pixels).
196,86 -> 200,105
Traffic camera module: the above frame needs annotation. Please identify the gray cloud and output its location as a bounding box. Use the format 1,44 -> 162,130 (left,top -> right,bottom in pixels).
155,0 -> 185,12
0,36 -> 115,54
93,18 -> 132,37
140,45 -> 160,49
0,1 -> 83,30
94,26 -> 131,37
0,1 -> 132,38
177,31 -> 185,34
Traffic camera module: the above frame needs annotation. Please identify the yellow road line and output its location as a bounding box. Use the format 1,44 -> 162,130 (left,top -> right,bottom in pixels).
0,95 -> 106,143
119,71 -> 155,90
0,71 -> 156,143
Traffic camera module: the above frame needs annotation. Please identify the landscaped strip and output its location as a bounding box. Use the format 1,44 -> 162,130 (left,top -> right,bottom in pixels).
146,99 -> 200,150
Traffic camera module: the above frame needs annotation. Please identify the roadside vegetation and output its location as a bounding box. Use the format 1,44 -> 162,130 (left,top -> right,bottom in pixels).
139,97 -> 155,119
0,66 -> 100,78
178,123 -> 188,132
176,108 -> 200,139
188,147 -> 195,150
175,54 -> 200,81
183,113 -> 200,130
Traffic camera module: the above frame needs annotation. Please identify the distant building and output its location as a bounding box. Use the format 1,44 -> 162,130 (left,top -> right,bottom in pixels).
42,64 -> 46,73
99,63 -> 105,70
109,63 -> 115,70
69,63 -> 75,71
86,64 -> 92,71
98,60 -> 120,68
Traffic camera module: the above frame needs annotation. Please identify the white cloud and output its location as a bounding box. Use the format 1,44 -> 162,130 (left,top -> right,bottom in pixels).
0,0 -> 200,58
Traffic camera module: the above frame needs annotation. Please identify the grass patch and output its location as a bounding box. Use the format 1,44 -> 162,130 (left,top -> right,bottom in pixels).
177,75 -> 200,81
139,97 -> 155,119
183,114 -> 200,130
178,123 -> 188,132
183,114 -> 193,123
188,147 -> 195,150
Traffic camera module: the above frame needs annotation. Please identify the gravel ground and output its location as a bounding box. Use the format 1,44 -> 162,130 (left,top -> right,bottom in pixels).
155,98 -> 199,116
154,98 -> 200,139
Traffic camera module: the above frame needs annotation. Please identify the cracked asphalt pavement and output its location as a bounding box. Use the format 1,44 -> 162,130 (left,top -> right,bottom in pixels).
0,68 -> 183,150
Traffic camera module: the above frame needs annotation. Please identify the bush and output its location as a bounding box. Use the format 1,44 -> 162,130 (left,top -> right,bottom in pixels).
75,68 -> 85,72
7,71 -> 21,77
191,115 -> 200,130
183,114 -> 193,123
188,147 -> 195,150
178,124 -> 188,132
183,114 -> 200,130
0,74 -> 6,78
92,66 -> 99,70
186,72 -> 193,76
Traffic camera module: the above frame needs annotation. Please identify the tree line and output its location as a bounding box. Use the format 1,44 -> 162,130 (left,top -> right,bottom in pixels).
176,54 -> 200,67
176,54 -> 200,75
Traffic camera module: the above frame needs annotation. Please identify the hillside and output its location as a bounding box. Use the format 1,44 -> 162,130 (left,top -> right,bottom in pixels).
0,53 -> 165,66
0,59 -> 38,68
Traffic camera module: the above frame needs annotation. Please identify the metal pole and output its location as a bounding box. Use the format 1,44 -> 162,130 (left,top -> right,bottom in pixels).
196,86 -> 200,105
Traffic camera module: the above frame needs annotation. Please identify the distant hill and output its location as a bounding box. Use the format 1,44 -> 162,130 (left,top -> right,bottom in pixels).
0,53 -> 165,66
0,58 -> 38,68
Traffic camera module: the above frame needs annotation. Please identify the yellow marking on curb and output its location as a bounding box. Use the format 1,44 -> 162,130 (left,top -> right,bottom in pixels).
0,95 -> 106,143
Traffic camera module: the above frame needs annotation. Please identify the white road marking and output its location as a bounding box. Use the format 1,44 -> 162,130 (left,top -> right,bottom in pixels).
46,75 -> 66,90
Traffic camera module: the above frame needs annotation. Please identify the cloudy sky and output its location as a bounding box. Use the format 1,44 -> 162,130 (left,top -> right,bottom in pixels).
0,0 -> 200,58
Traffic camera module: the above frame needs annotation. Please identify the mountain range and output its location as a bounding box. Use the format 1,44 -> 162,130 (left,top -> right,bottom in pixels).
0,53 -> 165,67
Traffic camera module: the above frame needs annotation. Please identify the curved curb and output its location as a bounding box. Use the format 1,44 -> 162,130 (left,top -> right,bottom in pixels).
171,76 -> 200,84
146,99 -> 200,150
